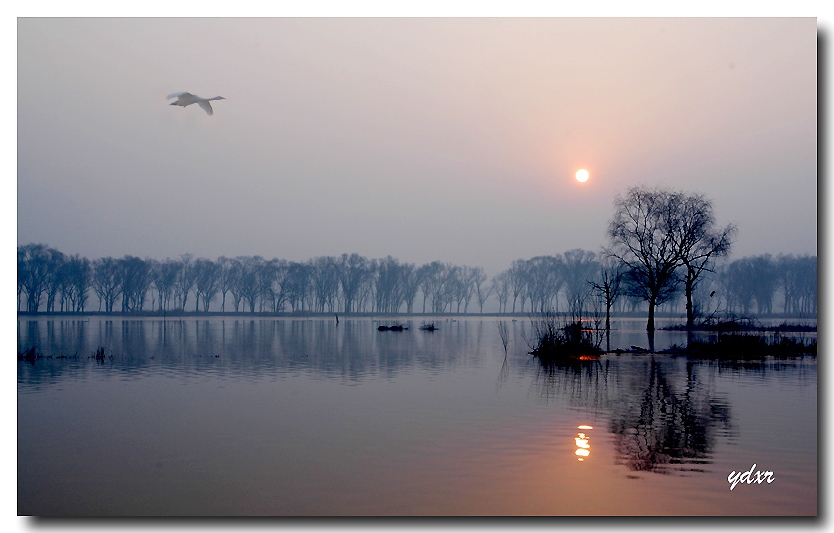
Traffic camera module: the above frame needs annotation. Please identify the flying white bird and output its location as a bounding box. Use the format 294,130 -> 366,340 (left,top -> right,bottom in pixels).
167,92 -> 226,116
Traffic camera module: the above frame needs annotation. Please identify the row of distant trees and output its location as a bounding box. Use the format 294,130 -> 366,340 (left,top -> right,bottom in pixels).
17,186 -> 818,326
16,247 -> 495,316
17,245 -> 816,319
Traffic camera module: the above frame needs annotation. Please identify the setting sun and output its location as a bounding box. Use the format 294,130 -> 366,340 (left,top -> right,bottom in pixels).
575,169 -> 590,183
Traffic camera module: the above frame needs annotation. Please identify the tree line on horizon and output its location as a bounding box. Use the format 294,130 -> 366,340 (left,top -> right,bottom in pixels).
17,186 -> 818,327
17,246 -> 817,321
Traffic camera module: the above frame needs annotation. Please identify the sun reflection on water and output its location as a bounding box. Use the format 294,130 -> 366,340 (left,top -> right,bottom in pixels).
575,425 -> 593,461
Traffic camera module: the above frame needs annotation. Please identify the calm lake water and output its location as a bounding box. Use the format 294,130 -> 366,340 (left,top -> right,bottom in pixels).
17,316 -> 817,516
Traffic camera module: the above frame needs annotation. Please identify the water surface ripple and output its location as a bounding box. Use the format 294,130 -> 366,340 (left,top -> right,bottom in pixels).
18,317 -> 816,516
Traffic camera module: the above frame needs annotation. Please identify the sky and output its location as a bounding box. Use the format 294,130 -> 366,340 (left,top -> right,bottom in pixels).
16,16 -> 818,278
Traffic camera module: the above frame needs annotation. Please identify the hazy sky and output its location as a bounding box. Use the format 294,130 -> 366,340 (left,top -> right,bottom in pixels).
17,17 -> 817,276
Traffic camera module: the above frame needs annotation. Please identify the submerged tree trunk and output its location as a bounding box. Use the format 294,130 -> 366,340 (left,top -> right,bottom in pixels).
685,275 -> 695,330
605,305 -> 612,353
646,291 -> 660,351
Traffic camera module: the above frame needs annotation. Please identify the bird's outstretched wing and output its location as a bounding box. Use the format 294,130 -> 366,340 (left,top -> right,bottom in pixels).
198,101 -> 214,116
167,91 -> 192,100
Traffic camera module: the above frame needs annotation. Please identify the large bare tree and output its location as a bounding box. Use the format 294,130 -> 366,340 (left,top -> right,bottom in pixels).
606,186 -> 683,335
607,185 -> 734,336
665,191 -> 736,328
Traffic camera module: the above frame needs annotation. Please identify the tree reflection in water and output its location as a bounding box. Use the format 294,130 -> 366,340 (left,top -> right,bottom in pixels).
532,356 -> 611,410
533,355 -> 733,476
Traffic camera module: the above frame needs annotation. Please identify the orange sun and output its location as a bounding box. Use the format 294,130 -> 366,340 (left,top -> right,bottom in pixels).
575,169 -> 590,183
